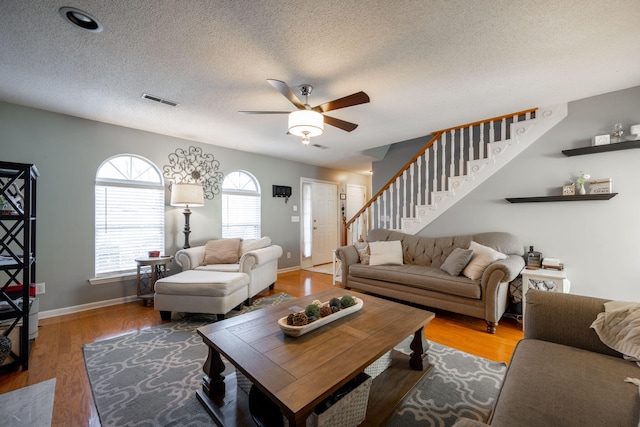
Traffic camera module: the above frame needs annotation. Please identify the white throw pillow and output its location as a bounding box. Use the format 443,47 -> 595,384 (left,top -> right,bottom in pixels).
368,240 -> 403,266
462,241 -> 507,281
239,236 -> 271,256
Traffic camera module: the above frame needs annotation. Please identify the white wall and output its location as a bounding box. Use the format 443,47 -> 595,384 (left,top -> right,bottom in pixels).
418,86 -> 640,301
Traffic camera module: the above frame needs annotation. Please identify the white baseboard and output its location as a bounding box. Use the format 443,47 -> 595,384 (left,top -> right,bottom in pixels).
41,267 -> 302,319
277,266 -> 300,274
39,295 -> 140,319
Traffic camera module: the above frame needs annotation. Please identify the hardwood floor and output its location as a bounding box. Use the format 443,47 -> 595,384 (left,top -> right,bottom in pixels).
0,269 -> 522,426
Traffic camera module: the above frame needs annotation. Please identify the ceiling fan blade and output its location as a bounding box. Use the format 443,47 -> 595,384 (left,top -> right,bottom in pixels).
312,91 -> 370,113
323,115 -> 359,132
267,79 -> 306,110
239,111 -> 290,114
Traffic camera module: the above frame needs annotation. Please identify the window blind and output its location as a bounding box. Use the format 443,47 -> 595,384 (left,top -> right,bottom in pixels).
95,185 -> 164,275
222,193 -> 261,239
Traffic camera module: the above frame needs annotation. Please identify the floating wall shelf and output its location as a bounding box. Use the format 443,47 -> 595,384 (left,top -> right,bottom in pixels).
506,193 -> 618,203
562,140 -> 640,156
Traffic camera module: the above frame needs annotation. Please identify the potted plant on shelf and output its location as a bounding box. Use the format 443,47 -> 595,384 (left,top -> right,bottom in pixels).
0,195 -> 16,215
576,171 -> 590,195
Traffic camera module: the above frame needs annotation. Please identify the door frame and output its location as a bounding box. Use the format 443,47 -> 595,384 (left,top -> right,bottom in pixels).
299,177 -> 340,269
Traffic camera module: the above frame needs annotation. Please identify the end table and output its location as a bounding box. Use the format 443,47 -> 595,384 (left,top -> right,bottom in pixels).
135,256 -> 173,306
521,267 -> 570,329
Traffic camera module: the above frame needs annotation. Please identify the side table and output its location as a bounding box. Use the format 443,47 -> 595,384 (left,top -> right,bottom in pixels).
521,267 -> 570,329
331,249 -> 342,286
135,256 -> 173,306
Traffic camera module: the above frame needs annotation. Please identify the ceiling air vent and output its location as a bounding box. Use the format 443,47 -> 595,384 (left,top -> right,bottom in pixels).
142,93 -> 179,107
312,144 -> 328,149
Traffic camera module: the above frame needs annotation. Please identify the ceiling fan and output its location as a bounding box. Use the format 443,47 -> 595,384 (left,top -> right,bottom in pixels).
240,79 -> 370,144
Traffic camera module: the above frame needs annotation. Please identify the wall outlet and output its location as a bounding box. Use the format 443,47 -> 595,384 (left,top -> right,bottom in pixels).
286,252 -> 291,259
35,282 -> 45,294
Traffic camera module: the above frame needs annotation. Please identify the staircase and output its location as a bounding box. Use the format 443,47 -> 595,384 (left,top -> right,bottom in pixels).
343,104 -> 567,243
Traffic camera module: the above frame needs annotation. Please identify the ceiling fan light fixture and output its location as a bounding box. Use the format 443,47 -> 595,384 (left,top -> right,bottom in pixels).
288,110 -> 324,138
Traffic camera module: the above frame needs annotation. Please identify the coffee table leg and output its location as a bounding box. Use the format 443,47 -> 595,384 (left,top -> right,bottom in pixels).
201,346 -> 226,400
409,326 -> 429,370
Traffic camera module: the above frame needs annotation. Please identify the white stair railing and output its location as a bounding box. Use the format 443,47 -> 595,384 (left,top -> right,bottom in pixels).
343,107 -> 545,244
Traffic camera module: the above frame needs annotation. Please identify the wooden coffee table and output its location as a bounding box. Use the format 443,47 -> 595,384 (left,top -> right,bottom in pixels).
196,289 -> 435,426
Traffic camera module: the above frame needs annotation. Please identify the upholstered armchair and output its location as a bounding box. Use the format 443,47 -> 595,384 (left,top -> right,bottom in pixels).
174,237 -> 283,302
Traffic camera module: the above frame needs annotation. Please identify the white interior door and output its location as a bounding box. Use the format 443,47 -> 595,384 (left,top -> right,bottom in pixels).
346,184 -> 367,242
311,182 -> 338,265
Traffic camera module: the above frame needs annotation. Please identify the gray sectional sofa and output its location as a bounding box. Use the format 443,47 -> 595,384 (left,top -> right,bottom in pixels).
455,290 -> 640,427
335,229 -> 525,333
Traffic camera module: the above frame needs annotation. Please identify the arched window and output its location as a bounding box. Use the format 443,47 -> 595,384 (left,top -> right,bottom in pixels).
95,155 -> 164,276
222,170 -> 261,239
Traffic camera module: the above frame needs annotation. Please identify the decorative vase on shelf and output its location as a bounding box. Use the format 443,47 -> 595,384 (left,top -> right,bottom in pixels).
577,183 -> 586,195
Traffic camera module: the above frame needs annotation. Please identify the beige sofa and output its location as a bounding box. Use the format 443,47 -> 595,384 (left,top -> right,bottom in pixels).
454,290 -> 640,427
335,229 -> 525,333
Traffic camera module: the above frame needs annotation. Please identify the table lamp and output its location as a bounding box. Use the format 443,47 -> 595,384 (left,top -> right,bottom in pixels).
170,182 -> 204,248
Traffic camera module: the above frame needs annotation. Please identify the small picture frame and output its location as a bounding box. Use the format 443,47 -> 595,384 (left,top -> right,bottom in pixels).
339,193 -> 346,200
562,183 -> 575,196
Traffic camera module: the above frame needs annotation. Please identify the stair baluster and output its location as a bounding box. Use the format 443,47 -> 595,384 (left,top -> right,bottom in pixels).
341,106 -> 565,245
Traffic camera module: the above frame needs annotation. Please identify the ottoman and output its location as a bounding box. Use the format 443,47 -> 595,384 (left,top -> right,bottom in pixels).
154,270 -> 250,320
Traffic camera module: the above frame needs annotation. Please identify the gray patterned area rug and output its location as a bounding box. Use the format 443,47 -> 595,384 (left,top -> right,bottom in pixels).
84,293 -> 506,427
386,341 -> 506,426
83,292 -> 295,427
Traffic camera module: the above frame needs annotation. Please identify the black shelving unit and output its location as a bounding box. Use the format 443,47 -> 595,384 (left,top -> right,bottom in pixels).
506,193 -> 617,203
562,140 -> 640,156
0,161 -> 38,370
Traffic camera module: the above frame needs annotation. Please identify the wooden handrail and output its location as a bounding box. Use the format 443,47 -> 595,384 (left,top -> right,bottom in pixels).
433,107 -> 538,135
342,107 -> 539,243
343,130 -> 443,231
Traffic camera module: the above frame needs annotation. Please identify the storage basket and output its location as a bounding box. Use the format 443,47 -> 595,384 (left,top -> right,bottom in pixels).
235,369 -> 252,395
364,350 -> 392,379
283,372 -> 372,427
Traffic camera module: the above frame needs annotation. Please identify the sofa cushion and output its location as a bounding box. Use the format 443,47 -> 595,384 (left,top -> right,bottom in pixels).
462,241 -> 507,281
354,241 -> 370,265
366,229 -> 524,268
369,240 -> 403,266
204,238 -> 241,264
196,264 -> 241,273
491,339 -> 640,427
349,264 -> 481,299
155,270 -> 249,297
239,236 -> 271,257
440,248 -> 473,276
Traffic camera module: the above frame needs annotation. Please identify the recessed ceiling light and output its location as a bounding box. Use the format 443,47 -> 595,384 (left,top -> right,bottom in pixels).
59,7 -> 103,32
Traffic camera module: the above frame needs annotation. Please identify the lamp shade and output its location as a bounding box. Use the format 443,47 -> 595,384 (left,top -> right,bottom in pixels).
170,183 -> 204,207
288,110 -> 324,137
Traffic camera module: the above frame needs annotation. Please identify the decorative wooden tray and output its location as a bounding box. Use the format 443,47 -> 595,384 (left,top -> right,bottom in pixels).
278,297 -> 364,337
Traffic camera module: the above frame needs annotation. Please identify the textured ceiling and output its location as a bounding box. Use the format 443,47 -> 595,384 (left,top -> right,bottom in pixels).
1,1 -> 639,174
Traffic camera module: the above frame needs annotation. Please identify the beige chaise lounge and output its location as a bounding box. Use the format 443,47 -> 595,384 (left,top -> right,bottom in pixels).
154,237 -> 282,320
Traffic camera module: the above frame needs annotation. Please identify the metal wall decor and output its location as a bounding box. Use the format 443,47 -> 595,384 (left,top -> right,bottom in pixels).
163,146 -> 223,200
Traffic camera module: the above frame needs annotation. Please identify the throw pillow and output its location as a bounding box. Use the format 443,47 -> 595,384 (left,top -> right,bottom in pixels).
203,238 -> 242,265
440,248 -> 474,276
354,241 -> 370,265
368,240 -> 403,266
239,236 -> 271,257
462,241 -> 507,281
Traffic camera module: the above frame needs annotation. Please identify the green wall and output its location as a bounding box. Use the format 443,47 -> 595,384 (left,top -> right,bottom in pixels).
0,102 -> 369,312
